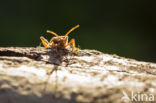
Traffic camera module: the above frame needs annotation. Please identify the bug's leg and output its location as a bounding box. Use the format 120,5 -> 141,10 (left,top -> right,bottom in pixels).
65,39 -> 77,54
40,36 -> 49,48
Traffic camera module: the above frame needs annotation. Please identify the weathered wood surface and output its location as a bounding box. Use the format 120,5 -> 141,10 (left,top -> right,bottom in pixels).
0,47 -> 156,103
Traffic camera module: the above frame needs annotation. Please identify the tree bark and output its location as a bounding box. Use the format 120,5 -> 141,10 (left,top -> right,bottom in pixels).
0,47 -> 156,103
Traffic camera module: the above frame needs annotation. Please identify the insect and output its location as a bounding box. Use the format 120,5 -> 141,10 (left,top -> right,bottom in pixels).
40,25 -> 80,54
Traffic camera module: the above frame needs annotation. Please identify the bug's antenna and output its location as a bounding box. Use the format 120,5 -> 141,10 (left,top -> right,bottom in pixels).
47,30 -> 61,39
64,25 -> 80,39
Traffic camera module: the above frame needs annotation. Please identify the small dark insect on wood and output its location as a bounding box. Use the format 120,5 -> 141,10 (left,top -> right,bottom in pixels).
40,25 -> 80,55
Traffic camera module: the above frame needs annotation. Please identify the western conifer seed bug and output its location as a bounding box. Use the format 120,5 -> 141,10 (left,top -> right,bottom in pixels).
40,25 -> 80,55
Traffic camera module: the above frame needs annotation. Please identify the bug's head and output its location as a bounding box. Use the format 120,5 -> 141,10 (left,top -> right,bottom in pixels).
51,36 -> 67,44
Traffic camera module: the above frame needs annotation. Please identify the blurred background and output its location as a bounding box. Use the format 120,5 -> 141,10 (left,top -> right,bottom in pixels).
0,0 -> 155,62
